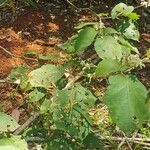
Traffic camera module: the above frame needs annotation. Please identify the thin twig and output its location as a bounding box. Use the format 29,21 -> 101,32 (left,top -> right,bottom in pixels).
0,45 -> 38,61
0,79 -> 7,83
98,135 -> 150,147
122,132 -> 133,150
65,0 -> 100,20
118,138 -> 126,150
63,71 -> 83,90
13,112 -> 40,135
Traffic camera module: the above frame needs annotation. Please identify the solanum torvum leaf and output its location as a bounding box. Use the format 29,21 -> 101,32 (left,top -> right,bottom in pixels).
75,27 -> 98,52
28,64 -> 64,89
117,19 -> 139,41
27,88 -> 46,102
0,112 -> 20,133
0,136 -> 28,150
94,36 -> 122,60
111,3 -> 134,19
95,59 -> 122,77
104,75 -> 149,132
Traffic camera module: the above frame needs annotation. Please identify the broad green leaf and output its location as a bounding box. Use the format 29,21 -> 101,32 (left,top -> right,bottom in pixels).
59,35 -> 77,53
40,99 -> 51,114
75,27 -> 98,51
104,75 -> 149,132
72,84 -> 97,107
117,19 -> 140,41
95,59 -> 122,77
27,88 -> 46,102
20,75 -> 32,92
59,35 -> 78,53
103,27 -> 119,35
73,104 -> 93,126
94,36 -> 122,60
117,36 -> 139,54
0,112 -> 20,133
83,133 -> 103,149
111,3 -> 134,19
0,136 -> 28,150
7,66 -> 29,82
28,64 -> 64,88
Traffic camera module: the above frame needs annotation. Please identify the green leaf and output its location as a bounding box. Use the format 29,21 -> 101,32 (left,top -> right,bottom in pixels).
59,35 -> 77,53
104,75 -> 149,132
103,27 -> 119,35
40,99 -> 51,114
73,104 -> 93,126
75,27 -> 98,52
28,64 -> 64,88
7,66 -> 29,82
94,36 -> 122,60
117,36 -> 139,54
27,88 -> 46,102
111,3 -> 134,19
72,84 -> 97,107
95,59 -> 122,77
83,133 -> 103,149
0,136 -> 28,150
117,19 -> 139,41
0,112 -> 20,133
126,12 -> 140,20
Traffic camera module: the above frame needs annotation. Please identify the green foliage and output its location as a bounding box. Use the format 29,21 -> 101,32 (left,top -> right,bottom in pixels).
75,27 -> 98,52
28,64 -> 64,88
0,112 -> 19,133
95,59 -> 122,77
111,3 -> 134,19
7,66 -> 29,82
83,133 -> 103,149
0,136 -> 28,150
104,75 -> 149,132
50,84 -> 97,139
40,98 -> 51,114
60,35 -> 78,53
27,88 -> 46,102
94,36 -> 122,60
117,19 -> 140,41
3,2 -> 150,149
59,2 -> 149,133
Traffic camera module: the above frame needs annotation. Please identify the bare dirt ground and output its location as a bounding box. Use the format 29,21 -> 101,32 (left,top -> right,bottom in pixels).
0,5 -> 77,112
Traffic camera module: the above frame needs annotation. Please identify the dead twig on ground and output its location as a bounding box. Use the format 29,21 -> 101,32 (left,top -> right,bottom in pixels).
0,45 -> 38,61
97,134 -> 150,147
13,112 -> 40,135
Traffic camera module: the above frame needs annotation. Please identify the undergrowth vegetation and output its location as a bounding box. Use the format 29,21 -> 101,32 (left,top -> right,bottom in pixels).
0,0 -> 150,149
